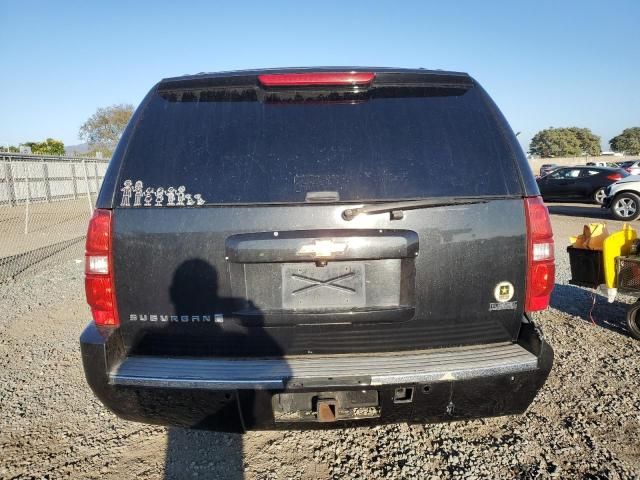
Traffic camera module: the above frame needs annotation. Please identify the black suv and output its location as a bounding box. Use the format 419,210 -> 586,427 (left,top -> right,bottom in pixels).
81,68 -> 554,432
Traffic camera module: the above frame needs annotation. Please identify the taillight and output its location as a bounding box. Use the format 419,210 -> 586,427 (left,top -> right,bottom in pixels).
607,173 -> 623,181
85,209 -> 119,326
258,72 -> 375,87
525,197 -> 555,311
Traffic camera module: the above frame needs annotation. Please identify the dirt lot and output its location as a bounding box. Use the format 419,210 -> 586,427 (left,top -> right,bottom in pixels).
1,203 -> 639,479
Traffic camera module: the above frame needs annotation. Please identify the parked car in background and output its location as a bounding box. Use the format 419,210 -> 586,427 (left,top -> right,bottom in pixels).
539,164 -> 559,176
617,160 -> 640,175
586,161 -> 608,167
603,176 -> 640,220
537,166 -> 628,204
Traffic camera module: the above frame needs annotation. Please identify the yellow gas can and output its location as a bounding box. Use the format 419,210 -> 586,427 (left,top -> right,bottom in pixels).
603,224 -> 638,288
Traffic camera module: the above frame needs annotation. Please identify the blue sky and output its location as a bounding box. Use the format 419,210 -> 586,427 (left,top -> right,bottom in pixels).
1,0 -> 638,152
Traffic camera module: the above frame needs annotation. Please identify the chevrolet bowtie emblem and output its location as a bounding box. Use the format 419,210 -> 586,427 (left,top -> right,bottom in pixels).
297,239 -> 347,258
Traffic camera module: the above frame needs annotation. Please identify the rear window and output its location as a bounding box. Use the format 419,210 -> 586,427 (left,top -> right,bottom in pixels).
118,84 -> 522,204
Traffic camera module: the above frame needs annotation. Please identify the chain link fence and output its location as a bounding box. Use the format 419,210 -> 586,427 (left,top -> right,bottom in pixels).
0,153 -> 109,282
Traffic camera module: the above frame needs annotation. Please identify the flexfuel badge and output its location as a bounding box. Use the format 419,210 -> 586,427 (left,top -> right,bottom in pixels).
490,281 -> 516,311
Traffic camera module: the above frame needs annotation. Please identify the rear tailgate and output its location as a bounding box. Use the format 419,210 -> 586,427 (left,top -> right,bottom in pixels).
106,69 -> 530,357
113,200 -> 525,356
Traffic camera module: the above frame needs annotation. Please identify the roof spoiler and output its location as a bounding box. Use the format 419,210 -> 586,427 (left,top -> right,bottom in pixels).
157,68 -> 474,92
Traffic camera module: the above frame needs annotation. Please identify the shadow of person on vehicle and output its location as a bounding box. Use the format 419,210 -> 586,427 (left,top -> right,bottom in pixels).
550,283 -> 634,337
159,258 -> 289,480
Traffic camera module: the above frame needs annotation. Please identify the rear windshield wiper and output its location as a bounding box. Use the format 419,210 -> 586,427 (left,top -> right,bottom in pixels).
341,195 -> 515,221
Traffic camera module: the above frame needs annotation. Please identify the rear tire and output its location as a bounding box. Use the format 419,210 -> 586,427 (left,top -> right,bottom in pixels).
611,192 -> 640,221
593,188 -> 606,205
625,301 -> 640,340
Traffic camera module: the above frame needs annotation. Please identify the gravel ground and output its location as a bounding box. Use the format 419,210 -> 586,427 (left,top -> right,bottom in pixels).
1,204 -> 639,479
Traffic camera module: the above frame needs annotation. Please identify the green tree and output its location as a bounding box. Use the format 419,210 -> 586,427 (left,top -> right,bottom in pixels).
23,138 -> 65,155
530,128 -> 581,157
610,127 -> 640,155
568,127 -> 601,156
79,104 -> 134,155
529,127 -> 601,157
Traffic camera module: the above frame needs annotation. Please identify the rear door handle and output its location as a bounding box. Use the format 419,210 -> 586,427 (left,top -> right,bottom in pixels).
226,230 -> 419,263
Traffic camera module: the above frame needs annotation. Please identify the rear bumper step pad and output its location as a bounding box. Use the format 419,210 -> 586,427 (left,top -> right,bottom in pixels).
110,342 -> 538,390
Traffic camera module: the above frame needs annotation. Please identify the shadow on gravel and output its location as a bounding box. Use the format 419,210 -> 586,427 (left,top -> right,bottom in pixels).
550,283 -> 632,337
547,204 -> 609,220
156,258 -> 291,479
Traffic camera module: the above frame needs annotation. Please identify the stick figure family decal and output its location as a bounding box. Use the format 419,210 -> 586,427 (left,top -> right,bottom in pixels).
120,180 -> 205,207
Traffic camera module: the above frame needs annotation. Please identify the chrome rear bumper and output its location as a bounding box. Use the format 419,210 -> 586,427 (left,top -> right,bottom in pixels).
110,342 -> 537,390
80,319 -> 553,431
